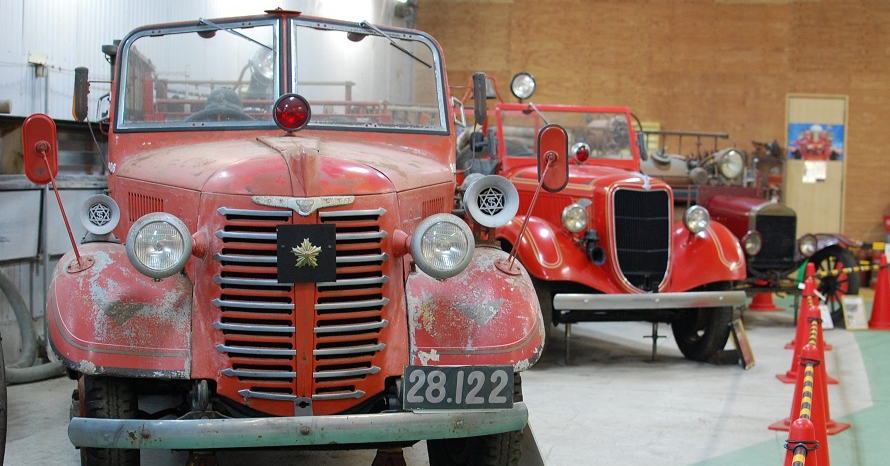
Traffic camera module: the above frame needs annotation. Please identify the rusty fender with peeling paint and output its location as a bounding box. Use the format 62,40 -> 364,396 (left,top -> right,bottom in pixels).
406,246 -> 544,371
47,242 -> 192,378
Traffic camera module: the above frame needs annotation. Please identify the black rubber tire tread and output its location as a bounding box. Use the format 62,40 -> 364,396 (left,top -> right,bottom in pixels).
671,282 -> 734,362
81,376 -> 139,466
811,246 -> 860,328
426,375 -> 523,466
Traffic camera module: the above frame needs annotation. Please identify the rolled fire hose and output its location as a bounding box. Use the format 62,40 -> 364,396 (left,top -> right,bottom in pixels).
0,268 -> 65,384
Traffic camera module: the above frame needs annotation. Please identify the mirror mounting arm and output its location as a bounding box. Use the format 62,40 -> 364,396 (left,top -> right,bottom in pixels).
35,143 -> 91,272
495,151 -> 557,276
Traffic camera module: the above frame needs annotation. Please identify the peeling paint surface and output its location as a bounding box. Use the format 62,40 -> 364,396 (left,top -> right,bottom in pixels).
406,246 -> 544,371
48,242 -> 192,376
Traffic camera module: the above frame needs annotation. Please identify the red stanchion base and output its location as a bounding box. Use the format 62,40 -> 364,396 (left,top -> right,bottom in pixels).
748,292 -> 785,312
785,340 -> 833,350
768,417 -> 852,435
776,371 -> 839,384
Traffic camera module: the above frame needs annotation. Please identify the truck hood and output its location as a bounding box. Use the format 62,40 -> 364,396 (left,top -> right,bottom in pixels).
114,136 -> 453,196
508,164 -> 669,194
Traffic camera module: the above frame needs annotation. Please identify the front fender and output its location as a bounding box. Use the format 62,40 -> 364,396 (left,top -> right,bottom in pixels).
813,233 -> 861,252
47,242 -> 192,378
406,246 -> 544,371
496,216 -> 624,293
670,221 -> 746,291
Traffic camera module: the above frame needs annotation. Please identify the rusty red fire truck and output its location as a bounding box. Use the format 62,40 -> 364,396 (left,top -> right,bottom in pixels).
21,10 -> 558,466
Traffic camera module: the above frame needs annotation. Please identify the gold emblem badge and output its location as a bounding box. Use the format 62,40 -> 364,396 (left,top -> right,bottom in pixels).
291,238 -> 322,268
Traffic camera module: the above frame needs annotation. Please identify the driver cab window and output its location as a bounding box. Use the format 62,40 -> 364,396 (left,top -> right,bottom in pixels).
120,22 -> 277,127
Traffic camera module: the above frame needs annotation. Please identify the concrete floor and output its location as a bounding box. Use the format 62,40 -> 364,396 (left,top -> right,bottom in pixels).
4,300 -> 886,466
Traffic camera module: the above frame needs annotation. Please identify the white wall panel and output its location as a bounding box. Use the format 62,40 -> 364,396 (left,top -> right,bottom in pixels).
0,0 -> 400,120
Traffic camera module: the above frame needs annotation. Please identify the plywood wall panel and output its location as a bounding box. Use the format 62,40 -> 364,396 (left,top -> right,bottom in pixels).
418,0 -> 890,241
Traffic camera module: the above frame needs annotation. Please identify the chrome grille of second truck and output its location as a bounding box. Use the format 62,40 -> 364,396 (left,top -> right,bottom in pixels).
613,189 -> 670,292
212,205 -> 389,408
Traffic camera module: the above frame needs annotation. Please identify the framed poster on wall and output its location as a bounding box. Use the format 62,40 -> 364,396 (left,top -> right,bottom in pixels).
784,94 -> 848,237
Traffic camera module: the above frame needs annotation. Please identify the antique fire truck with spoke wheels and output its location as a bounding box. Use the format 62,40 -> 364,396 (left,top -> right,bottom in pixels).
457,74 -> 747,362
639,132 -> 860,327
21,11 -> 561,466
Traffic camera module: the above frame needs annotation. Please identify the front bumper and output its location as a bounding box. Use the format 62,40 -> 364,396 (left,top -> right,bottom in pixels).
553,291 -> 746,311
68,403 -> 528,450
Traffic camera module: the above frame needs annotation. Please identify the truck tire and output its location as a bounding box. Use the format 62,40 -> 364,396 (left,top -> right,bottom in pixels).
426,374 -> 523,466
811,246 -> 859,328
671,282 -> 733,362
81,376 -> 139,466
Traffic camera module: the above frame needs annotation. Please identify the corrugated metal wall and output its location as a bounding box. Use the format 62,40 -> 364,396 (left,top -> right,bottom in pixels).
0,0 -> 400,119
0,0 -> 404,363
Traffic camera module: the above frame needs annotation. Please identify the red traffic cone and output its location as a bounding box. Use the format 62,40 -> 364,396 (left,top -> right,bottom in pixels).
784,418 -> 818,466
749,291 -> 785,312
778,266 -> 837,384
869,253 -> 890,330
770,323 -> 849,436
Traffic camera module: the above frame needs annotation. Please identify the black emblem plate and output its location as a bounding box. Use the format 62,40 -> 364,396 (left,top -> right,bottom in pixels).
276,224 -> 336,283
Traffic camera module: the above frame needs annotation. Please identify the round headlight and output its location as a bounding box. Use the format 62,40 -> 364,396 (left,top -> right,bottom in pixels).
742,231 -> 762,256
510,72 -> 536,100
126,213 -> 192,279
561,204 -> 588,233
684,205 -> 710,234
410,214 -> 475,279
798,234 -> 818,257
717,149 -> 744,179
250,47 -> 275,84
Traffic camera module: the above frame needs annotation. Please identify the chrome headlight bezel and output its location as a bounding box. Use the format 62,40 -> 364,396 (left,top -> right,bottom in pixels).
798,234 -> 818,257
742,230 -> 763,256
125,213 -> 192,279
717,149 -> 744,179
561,203 -> 588,233
510,72 -> 536,100
410,213 -> 475,280
684,205 -> 710,234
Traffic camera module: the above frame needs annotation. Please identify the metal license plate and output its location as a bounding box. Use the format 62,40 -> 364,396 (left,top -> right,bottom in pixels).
403,366 -> 513,410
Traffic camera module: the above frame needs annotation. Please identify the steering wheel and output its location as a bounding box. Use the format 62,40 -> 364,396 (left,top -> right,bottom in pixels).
186,106 -> 255,122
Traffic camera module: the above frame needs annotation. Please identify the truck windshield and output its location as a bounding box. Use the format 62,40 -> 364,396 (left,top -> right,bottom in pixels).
499,108 -> 633,160
116,18 -> 446,133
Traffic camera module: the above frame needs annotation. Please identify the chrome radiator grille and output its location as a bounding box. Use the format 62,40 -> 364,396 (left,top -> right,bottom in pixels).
314,208 -> 389,400
212,205 -> 390,407
213,207 -> 298,400
612,189 -> 670,292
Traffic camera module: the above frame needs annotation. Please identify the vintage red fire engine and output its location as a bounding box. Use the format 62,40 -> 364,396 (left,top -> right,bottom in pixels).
457,74 -> 748,362
21,11 -> 557,466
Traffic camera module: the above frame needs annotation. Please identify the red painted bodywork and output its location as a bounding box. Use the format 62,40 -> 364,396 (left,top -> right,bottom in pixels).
47,11 -> 542,420
47,243 -> 192,377
703,194 -> 769,240
490,103 -> 745,295
406,247 -> 544,370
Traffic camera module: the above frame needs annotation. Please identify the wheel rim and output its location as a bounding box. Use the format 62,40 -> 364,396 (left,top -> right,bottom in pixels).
815,253 -> 849,317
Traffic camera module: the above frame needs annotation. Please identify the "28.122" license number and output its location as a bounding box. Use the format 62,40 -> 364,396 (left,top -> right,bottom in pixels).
403,366 -> 513,410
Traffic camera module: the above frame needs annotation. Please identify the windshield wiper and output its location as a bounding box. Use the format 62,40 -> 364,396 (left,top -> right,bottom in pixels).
198,18 -> 272,51
358,21 -> 431,69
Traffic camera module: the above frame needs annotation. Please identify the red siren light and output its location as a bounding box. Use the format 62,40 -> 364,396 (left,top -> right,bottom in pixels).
273,93 -> 311,132
572,142 -> 590,163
